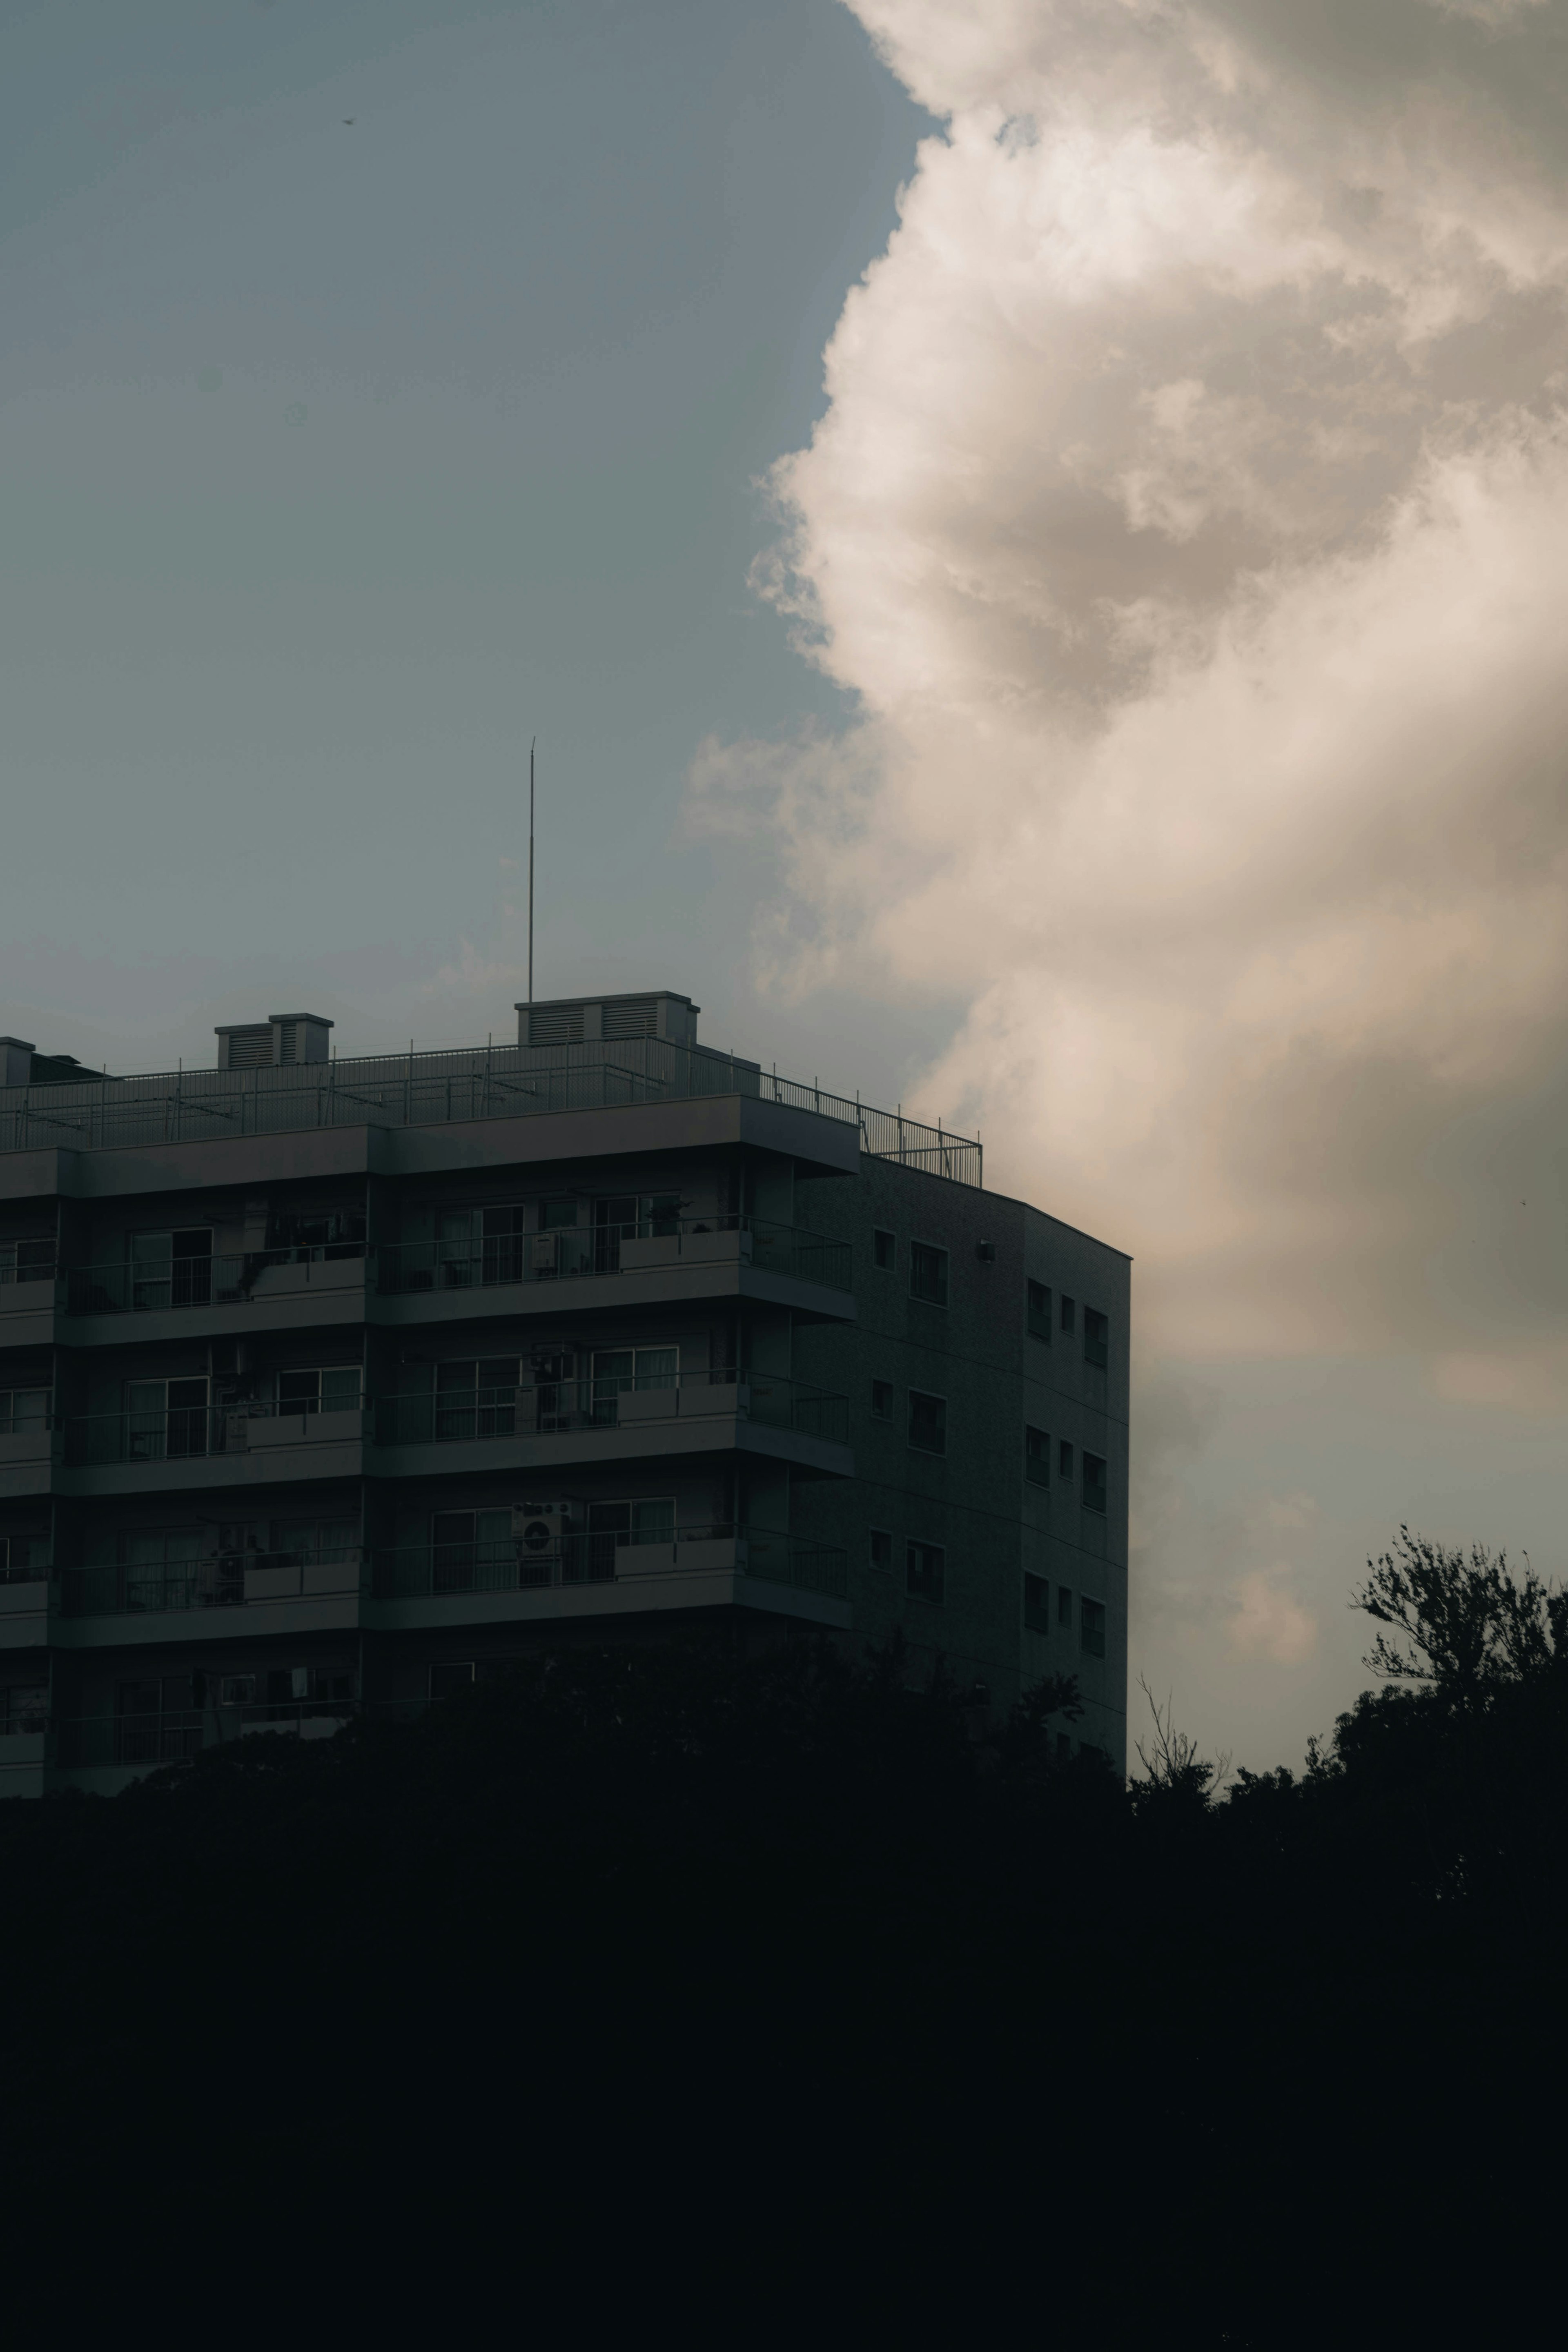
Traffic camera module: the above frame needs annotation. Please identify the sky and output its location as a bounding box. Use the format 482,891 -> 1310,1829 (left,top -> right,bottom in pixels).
4,0 -> 1566,1769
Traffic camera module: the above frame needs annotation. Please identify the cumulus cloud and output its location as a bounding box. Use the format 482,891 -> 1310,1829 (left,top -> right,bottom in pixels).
693,0 -> 1568,1370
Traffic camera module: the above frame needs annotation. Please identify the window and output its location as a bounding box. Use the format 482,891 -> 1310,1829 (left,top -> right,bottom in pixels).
431,1508 -> 514,1591
542,1198 -> 579,1229
0,1238 -> 53,1285
1082,1452 -> 1107,1514
434,1357 -> 521,1439
1060,1294 -> 1076,1334
873,1229 -> 895,1271
128,1227 -> 214,1311
0,1533 -> 49,1582
1058,1439 -> 1074,1479
588,1497 -> 675,1544
1057,1584 -> 1073,1627
870,1528 -> 894,1574
120,1528 -> 202,1609
638,1193 -> 683,1238
278,1365 -> 362,1416
591,1344 -> 679,1423
0,1388 -> 48,1436
220,1675 -> 257,1707
125,1377 -> 209,1461
1025,1426 -> 1050,1486
1084,1307 -> 1108,1368
1023,1572 -> 1050,1631
432,1204 -> 526,1287
1027,1279 -> 1051,1341
272,1518 -> 358,1566
909,1241 -> 949,1306
871,1379 -> 894,1421
906,1540 -> 945,1603
585,1499 -> 677,1575
908,1391 -> 947,1456
1082,1597 -> 1107,1659
270,1207 -> 365,1257
0,1685 -> 47,1736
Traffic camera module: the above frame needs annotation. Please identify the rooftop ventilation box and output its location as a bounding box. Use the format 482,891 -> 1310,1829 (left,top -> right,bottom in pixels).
215,1015 -> 334,1071
515,991 -> 699,1050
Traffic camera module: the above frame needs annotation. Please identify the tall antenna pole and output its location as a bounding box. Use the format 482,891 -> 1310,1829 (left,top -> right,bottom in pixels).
528,737 -> 536,1006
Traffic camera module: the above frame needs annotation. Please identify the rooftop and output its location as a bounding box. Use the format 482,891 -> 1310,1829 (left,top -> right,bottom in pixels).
0,990 -> 982,1186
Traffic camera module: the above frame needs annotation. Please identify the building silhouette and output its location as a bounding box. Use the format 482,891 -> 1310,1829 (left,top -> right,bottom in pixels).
0,992 -> 1127,1792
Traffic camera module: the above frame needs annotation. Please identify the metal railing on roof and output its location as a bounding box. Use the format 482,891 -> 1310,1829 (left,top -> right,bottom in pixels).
0,1034 -> 981,1185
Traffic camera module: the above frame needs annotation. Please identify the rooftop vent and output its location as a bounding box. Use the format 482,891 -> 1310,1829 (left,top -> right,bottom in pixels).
515,991 -> 698,1051
527,1002 -> 585,1047
215,1014 -> 334,1071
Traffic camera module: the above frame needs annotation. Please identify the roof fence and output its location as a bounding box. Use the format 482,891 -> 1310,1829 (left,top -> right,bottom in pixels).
0,1033 -> 982,1187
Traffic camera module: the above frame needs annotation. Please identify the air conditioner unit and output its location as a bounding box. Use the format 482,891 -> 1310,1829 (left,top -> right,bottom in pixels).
530,1232 -> 559,1273
512,1501 -> 572,1557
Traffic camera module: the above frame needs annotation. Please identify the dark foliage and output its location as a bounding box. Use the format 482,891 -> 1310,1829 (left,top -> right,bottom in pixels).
1,1543 -> 1563,2337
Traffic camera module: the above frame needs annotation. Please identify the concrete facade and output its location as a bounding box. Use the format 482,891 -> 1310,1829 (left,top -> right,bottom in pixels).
0,992 -> 1129,1793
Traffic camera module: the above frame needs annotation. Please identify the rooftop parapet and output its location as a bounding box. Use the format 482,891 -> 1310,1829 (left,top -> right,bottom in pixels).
0,1028 -> 981,1185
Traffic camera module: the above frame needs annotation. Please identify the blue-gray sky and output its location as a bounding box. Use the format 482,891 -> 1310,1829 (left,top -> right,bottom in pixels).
0,0 -> 943,1080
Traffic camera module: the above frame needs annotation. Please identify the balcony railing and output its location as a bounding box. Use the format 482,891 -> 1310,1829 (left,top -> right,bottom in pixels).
59,1372 -> 847,1472
0,1252 -> 55,1293
64,1398 -> 368,1468
64,1242 -> 366,1318
376,1214 -> 851,1296
375,1368 -> 849,1448
60,1544 -> 364,1619
374,1523 -> 848,1602
57,1698 -> 358,1770
0,1033 -> 981,1185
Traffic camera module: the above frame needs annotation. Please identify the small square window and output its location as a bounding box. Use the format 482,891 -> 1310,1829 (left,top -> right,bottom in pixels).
906,1540 -> 945,1603
870,1528 -> 894,1573
871,1379 -> 894,1421
1023,1571 -> 1050,1631
909,1390 -> 947,1456
1027,1279 -> 1051,1341
1057,1584 -> 1073,1627
1060,1294 -> 1076,1334
1058,1439 -> 1074,1479
909,1241 -> 949,1306
1082,1452 -> 1107,1515
873,1229 -> 895,1271
1084,1307 -> 1108,1369
1025,1425 -> 1050,1486
1081,1597 -> 1106,1659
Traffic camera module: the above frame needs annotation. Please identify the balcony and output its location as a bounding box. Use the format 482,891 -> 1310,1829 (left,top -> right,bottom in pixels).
64,1398 -> 368,1470
56,1696 -> 356,1771
375,1215 -> 850,1299
0,1252 -> 56,1323
374,1523 -> 847,1602
52,1372 -> 848,1495
64,1243 -> 366,1319
59,1544 -> 364,1621
374,1368 -> 849,1450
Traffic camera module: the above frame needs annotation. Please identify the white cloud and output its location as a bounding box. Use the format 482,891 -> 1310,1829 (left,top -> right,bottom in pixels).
693,0 -> 1568,1371
1227,1568 -> 1320,1665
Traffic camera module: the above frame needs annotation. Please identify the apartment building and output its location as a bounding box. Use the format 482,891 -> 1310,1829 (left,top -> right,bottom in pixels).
0,993 -> 1129,1795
